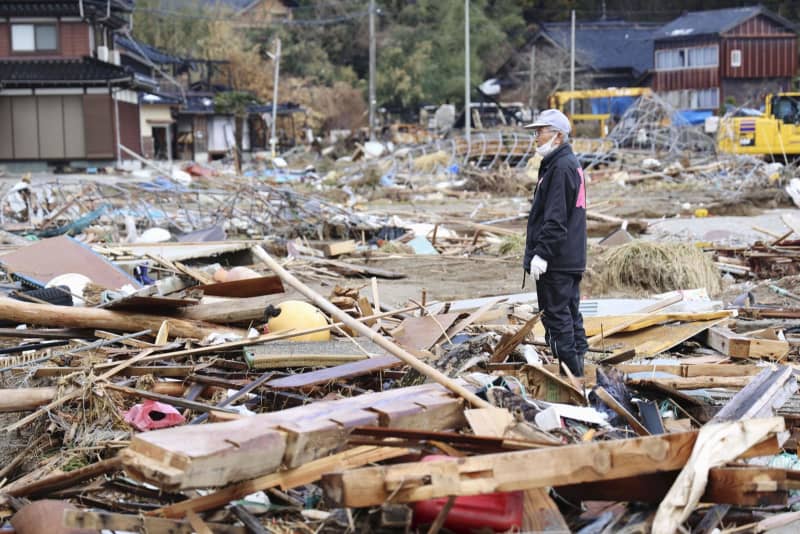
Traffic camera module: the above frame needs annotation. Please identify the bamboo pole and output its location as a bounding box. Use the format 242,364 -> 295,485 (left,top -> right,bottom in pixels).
251,246 -> 492,409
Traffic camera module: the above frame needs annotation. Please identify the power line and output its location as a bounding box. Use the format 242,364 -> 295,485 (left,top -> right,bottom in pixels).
135,5 -> 369,27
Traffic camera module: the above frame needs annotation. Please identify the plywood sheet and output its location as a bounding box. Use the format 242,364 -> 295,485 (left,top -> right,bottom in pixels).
391,313 -> 463,351
198,276 -> 284,297
593,317 -> 730,357
0,236 -> 140,290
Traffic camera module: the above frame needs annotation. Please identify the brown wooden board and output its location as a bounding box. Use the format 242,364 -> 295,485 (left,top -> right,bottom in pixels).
557,466 -> 788,506
0,235 -> 139,290
197,275 -> 284,298
266,355 -> 401,390
121,382 -> 469,490
320,421 -> 782,507
391,313 -> 463,351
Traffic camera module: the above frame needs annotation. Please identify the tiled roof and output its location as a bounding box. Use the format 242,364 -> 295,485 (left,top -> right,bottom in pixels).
116,36 -> 186,66
541,20 -> 659,77
0,58 -> 135,87
0,1 -> 132,25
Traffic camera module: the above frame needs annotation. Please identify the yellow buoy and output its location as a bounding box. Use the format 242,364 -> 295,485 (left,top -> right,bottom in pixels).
266,300 -> 330,342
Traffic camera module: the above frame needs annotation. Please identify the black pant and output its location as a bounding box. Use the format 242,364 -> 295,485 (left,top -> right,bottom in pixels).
536,271 -> 587,377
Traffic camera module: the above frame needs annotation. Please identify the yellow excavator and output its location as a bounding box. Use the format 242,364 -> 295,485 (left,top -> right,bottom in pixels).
717,93 -> 800,157
549,87 -> 653,138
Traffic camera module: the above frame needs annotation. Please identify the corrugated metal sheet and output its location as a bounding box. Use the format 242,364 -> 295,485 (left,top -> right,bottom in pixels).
654,68 -> 718,92
725,14 -> 792,36
721,37 -> 796,78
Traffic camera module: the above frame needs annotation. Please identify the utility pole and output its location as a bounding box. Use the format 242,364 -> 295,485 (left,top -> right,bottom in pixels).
570,10 -> 575,116
268,37 -> 281,158
368,0 -> 376,140
529,45 -> 536,110
464,0 -> 471,143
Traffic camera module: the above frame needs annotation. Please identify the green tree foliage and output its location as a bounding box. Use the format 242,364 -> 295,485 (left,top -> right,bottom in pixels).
132,0 -> 800,118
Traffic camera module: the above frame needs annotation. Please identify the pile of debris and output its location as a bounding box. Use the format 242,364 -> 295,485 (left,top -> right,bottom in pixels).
0,224 -> 799,533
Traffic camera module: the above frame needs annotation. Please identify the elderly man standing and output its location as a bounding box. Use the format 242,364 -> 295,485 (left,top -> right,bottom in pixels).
523,109 -> 588,377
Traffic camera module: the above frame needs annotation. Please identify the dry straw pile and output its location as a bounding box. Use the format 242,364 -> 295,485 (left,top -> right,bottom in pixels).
595,240 -> 722,295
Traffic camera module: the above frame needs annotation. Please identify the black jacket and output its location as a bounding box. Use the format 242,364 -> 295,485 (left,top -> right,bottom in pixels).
524,143 -> 587,273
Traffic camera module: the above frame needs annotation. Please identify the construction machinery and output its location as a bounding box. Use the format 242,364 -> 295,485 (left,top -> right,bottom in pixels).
549,87 -> 653,137
717,93 -> 800,157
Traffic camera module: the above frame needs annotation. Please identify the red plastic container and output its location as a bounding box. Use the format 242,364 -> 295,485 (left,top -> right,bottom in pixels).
412,456 -> 524,533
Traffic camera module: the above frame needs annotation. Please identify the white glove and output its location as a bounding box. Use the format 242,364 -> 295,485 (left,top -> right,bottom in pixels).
529,255 -> 548,280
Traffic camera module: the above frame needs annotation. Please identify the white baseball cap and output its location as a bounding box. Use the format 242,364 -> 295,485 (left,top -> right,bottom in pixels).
524,109 -> 571,134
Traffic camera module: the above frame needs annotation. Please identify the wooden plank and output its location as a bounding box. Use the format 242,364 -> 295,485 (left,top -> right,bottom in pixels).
465,403 -> 568,533
489,313 -> 541,363
63,510 -> 246,534
557,466 -> 787,506
197,275 -> 285,298
320,421 -> 783,507
585,294 -> 685,345
5,457 -> 122,497
149,446 -> 408,518
445,297 -> 506,339
711,366 -> 797,423
587,317 -> 730,358
121,383 -> 469,490
705,326 -> 790,360
253,245 -> 491,410
266,355 -> 401,389
652,418 -> 785,534
594,386 -> 650,436
627,376 -> 754,390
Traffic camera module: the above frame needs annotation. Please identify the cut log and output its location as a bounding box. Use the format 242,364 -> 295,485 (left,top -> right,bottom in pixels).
0,387 -> 57,412
63,510 -> 246,534
178,293 -> 294,324
704,326 -> 790,360
320,421 -> 782,507
0,297 -> 243,340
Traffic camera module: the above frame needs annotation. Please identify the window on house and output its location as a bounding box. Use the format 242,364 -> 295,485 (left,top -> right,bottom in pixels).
656,45 -> 717,70
731,49 -> 742,68
11,24 -> 57,52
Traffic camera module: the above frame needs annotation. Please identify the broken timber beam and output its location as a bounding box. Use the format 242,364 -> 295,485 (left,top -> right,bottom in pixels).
149,446 -> 408,519
711,365 -> 797,423
120,382 -> 469,490
704,326 -> 790,360
251,245 -> 491,409
63,510 -> 246,534
320,420 -> 782,507
0,297 -> 243,340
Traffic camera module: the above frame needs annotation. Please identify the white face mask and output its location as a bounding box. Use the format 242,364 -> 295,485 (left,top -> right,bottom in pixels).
535,135 -> 559,157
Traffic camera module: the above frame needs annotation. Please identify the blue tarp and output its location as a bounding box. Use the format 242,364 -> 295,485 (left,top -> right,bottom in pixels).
673,110 -> 713,126
590,96 -> 636,117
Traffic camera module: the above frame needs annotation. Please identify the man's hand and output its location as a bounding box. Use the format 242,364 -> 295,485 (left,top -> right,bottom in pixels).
529,255 -> 548,280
